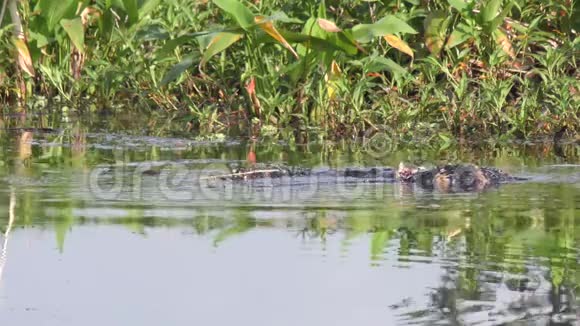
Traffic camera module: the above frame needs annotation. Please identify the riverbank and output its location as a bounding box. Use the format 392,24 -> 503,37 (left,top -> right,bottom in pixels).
0,0 -> 578,141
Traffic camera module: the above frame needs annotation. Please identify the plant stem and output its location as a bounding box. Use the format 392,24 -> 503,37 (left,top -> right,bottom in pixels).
7,0 -> 23,37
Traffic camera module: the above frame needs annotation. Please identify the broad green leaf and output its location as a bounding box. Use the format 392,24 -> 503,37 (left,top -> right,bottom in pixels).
29,31 -> 51,48
337,30 -> 363,55
136,24 -> 169,41
446,23 -> 472,48
572,3 -> 580,32
139,0 -> 161,18
60,18 -> 85,53
39,0 -> 77,31
384,34 -> 413,58
302,17 -> 327,39
155,30 -> 226,57
447,0 -> 469,12
480,0 -> 502,23
315,18 -> 361,54
161,55 -> 196,85
156,34 -> 194,57
424,11 -> 448,55
123,0 -> 139,25
200,31 -> 243,66
487,2 -> 514,33
365,56 -> 408,77
212,0 -> 255,30
255,16 -> 299,58
439,134 -> 453,150
372,15 -> 418,34
317,0 -> 327,19
100,6 -> 116,36
283,58 -> 308,84
197,31 -> 225,49
300,17 -> 358,55
269,11 -> 303,24
300,17 -> 333,65
329,32 -> 359,55
277,31 -> 346,52
352,15 -> 417,43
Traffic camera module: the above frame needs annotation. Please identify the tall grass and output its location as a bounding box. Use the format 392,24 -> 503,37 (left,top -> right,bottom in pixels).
0,0 -> 578,141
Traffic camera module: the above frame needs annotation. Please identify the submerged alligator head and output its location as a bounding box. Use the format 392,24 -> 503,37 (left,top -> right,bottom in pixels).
397,162 -> 418,182
397,162 -> 436,183
397,162 -> 526,192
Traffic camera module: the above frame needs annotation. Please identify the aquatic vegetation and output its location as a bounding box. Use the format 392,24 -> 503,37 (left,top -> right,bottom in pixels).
0,0 -> 578,141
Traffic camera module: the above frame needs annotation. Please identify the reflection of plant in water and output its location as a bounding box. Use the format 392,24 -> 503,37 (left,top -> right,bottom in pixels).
0,130 -> 579,322
1,177 -> 580,324
0,188 -> 15,283
416,259 -> 580,325
213,210 -> 260,246
393,184 -> 580,324
297,211 -> 340,242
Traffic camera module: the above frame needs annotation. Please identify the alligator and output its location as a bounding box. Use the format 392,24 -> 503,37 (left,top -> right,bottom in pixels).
203,162 -> 526,192
396,162 -> 527,192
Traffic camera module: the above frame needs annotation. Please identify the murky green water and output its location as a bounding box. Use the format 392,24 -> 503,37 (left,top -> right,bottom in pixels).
0,118 -> 579,325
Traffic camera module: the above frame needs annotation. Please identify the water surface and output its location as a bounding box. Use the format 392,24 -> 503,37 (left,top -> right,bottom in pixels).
0,120 -> 579,325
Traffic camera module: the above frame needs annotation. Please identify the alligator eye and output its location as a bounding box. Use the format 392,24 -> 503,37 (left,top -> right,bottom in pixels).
416,171 -> 434,188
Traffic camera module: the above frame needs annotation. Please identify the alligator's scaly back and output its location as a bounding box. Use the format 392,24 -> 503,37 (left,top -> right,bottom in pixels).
435,164 -> 490,191
429,164 -> 526,192
203,161 -> 526,193
479,166 -> 520,183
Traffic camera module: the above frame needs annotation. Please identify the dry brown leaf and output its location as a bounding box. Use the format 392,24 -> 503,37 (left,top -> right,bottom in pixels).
13,38 -> 35,77
80,6 -> 102,27
384,34 -> 414,59
325,60 -> 342,100
494,30 -> 515,58
317,18 -> 341,32
255,16 -> 299,59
